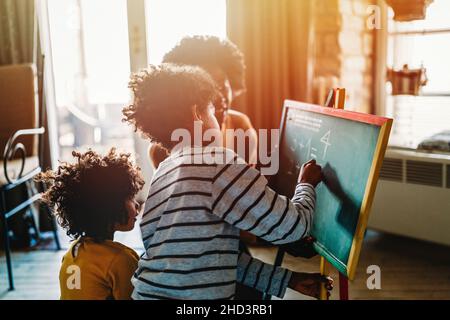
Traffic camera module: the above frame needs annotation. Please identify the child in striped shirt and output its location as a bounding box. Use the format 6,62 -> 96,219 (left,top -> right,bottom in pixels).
122,64 -> 333,300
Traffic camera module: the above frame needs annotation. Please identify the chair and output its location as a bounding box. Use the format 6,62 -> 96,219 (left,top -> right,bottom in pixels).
0,64 -> 61,291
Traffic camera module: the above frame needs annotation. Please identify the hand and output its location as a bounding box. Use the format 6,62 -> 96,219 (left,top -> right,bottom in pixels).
282,236 -> 317,258
298,159 -> 323,187
288,272 -> 333,299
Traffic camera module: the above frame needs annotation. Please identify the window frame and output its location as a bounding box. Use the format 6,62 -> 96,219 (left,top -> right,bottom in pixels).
375,0 -> 450,149
388,27 -> 450,97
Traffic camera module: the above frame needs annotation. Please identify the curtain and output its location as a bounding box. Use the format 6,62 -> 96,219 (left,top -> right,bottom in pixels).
227,0 -> 315,130
0,0 -> 55,233
0,0 -> 35,65
0,0 -> 54,169
0,0 -> 37,163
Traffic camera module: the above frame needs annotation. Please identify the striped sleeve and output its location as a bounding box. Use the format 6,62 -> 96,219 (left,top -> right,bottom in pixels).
237,251 -> 291,298
211,160 -> 316,245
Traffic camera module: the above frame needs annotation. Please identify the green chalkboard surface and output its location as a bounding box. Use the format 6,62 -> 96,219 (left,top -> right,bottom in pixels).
270,100 -> 392,278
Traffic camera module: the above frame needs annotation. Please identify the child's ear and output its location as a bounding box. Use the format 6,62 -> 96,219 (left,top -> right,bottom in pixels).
192,105 -> 203,123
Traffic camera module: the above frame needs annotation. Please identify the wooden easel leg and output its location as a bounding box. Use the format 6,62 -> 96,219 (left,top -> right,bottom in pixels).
319,257 -> 330,300
339,273 -> 349,300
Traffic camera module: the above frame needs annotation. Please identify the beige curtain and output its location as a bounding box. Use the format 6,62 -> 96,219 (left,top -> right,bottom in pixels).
0,0 -> 35,65
227,0 -> 315,130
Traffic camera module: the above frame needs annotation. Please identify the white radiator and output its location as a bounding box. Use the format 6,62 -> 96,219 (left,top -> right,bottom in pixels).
369,147 -> 450,246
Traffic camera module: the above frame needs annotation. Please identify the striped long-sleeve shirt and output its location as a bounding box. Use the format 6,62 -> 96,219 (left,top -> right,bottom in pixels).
132,146 -> 316,300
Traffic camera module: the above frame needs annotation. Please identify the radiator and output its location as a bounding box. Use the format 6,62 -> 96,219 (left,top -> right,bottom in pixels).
369,147 -> 450,246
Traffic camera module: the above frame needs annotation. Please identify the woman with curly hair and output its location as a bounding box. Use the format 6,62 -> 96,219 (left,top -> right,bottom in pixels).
36,148 -> 144,300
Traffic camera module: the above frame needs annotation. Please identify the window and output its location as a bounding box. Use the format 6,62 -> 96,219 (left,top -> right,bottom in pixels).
47,0 -> 133,161
145,0 -> 226,64
45,0 -> 227,162
385,0 -> 450,149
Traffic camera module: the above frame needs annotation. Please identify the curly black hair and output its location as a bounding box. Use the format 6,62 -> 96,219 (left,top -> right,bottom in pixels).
122,63 -> 219,150
36,149 -> 144,241
163,35 -> 246,95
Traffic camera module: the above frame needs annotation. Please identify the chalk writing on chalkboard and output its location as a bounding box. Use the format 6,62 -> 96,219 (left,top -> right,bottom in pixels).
288,113 -> 334,161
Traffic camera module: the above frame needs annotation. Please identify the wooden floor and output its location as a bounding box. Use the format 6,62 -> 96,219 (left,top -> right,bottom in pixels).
0,224 -> 144,300
1,229 -> 450,300
252,230 -> 450,300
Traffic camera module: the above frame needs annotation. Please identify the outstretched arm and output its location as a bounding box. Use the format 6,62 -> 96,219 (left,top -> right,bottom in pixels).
212,158 -> 321,245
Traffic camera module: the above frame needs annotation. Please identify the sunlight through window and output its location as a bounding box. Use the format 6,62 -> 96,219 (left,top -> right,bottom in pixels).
47,0 -> 133,161
146,0 -> 227,64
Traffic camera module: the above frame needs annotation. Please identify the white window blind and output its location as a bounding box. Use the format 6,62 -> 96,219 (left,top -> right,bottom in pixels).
386,0 -> 450,149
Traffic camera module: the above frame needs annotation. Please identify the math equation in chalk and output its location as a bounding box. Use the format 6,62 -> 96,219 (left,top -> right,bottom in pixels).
288,112 -> 333,161
290,129 -> 332,161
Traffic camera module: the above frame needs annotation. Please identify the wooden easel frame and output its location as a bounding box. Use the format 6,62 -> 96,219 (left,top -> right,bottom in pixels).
318,88 -> 392,299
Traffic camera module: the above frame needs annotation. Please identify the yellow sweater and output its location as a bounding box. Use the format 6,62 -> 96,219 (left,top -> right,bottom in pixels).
59,237 -> 138,300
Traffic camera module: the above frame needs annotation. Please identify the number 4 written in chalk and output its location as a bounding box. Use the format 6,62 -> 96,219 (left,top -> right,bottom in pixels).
320,130 -> 332,159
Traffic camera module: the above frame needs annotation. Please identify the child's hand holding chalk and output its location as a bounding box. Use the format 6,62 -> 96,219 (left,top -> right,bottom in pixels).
298,159 -> 323,187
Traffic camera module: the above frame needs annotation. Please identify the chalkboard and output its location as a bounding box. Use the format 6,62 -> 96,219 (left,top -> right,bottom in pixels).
270,100 -> 392,279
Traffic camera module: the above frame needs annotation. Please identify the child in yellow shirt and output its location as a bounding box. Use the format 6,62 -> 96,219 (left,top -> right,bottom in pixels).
37,149 -> 144,300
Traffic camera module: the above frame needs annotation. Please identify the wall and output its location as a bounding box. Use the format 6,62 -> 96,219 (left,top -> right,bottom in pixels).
312,0 -> 376,113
